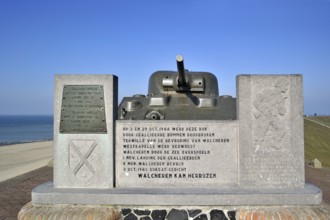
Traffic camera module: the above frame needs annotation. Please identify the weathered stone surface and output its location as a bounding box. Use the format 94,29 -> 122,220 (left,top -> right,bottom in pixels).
32,181 -> 322,205
54,74 -> 118,189
151,210 -> 167,220
19,202 -> 330,220
237,75 -> 304,189
166,209 -> 188,220
140,217 -> 152,220
122,208 -> 131,216
237,206 -> 330,220
18,202 -> 121,220
124,213 -> 137,220
188,209 -> 202,217
210,210 -> 227,220
116,121 -> 238,187
227,211 -> 236,220
134,209 -> 151,216
194,214 -> 208,220
312,158 -> 322,168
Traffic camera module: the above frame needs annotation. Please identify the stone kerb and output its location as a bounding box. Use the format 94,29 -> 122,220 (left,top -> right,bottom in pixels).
19,203 -> 330,220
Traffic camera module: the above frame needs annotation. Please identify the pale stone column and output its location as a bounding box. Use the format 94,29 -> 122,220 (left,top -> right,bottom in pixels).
237,74 -> 304,188
53,74 -> 118,189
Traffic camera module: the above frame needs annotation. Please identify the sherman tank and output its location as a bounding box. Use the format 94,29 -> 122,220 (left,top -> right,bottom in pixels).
118,55 -> 236,120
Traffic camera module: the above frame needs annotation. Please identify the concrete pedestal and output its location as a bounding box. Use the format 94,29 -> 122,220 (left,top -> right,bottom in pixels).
18,202 -> 120,220
32,182 -> 322,206
19,202 -> 330,220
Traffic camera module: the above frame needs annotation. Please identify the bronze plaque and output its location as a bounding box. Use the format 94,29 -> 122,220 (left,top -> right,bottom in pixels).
60,85 -> 107,133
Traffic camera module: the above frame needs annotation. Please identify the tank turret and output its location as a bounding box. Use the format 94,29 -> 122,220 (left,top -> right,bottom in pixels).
118,55 -> 236,120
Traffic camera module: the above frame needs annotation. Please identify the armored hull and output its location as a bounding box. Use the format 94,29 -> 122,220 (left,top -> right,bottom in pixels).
119,55 -> 236,120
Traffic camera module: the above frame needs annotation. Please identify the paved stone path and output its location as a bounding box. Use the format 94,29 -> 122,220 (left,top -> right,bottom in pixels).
305,164 -> 330,204
305,117 -> 330,129
0,141 -> 52,182
0,165 -> 329,219
0,167 -> 52,220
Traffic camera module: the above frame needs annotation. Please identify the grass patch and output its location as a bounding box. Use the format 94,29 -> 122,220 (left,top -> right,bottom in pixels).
304,117 -> 330,167
306,116 -> 330,127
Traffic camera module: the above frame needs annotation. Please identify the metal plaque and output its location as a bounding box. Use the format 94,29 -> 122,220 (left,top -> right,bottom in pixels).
60,85 -> 107,133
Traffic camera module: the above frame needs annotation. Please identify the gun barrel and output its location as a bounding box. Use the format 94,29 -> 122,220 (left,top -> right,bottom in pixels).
176,55 -> 187,87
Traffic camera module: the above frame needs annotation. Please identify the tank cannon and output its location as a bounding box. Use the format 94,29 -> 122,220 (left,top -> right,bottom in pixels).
118,55 -> 236,120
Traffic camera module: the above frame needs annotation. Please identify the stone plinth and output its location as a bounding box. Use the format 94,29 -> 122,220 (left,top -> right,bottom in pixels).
18,202 -> 120,220
19,202 -> 330,220
32,182 -> 321,205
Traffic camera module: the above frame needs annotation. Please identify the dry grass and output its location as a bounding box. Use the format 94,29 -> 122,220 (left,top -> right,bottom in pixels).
307,116 -> 330,127
304,116 -> 330,167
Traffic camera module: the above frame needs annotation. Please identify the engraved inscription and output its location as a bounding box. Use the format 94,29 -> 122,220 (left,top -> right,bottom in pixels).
243,152 -> 301,187
60,85 -> 106,133
69,140 -> 98,180
116,121 -> 238,187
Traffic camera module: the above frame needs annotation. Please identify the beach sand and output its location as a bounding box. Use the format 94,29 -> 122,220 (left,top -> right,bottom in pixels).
0,141 -> 53,182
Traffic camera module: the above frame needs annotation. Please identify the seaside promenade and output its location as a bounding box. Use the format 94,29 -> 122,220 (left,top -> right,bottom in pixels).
0,141 -> 53,182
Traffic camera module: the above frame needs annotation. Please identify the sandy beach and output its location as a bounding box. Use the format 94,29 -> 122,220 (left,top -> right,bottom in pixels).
0,141 -> 53,182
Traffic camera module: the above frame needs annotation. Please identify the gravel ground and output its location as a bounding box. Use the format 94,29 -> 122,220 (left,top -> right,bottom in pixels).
0,166 -> 52,220
0,164 -> 329,220
305,164 -> 330,204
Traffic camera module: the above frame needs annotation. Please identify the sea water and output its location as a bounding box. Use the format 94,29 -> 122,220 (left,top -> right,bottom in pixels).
0,115 -> 53,146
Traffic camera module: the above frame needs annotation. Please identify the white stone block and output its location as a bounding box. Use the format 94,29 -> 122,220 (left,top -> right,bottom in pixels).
237,74 -> 304,188
116,121 -> 238,187
54,74 -> 118,189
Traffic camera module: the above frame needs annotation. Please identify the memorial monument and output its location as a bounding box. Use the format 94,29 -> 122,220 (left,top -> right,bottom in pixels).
19,56 -> 329,219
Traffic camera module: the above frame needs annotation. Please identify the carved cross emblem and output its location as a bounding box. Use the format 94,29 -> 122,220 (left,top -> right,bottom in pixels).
69,140 -> 97,180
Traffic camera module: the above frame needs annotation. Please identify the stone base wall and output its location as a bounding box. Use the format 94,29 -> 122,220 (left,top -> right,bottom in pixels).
19,202 -> 330,220
121,208 -> 235,220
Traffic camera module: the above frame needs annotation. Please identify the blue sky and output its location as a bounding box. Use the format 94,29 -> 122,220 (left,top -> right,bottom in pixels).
0,0 -> 329,115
